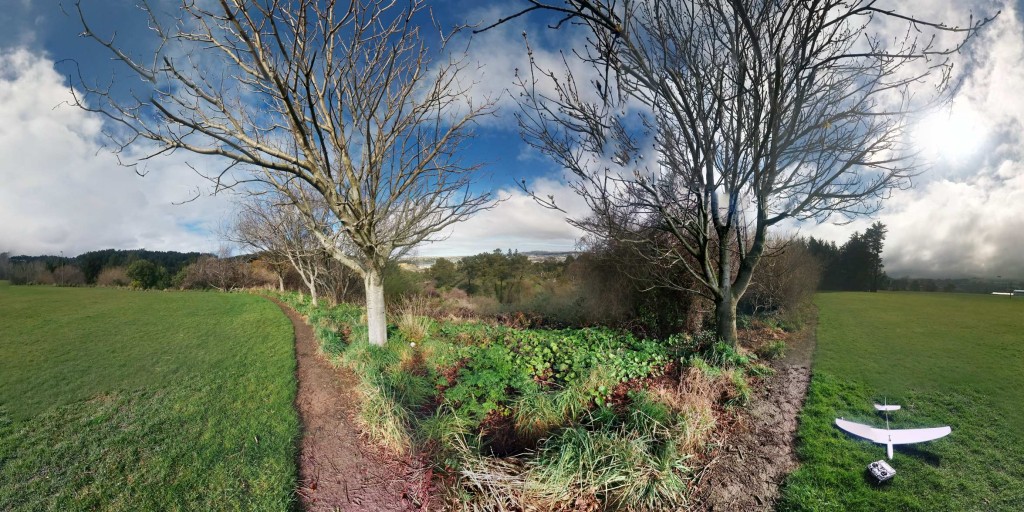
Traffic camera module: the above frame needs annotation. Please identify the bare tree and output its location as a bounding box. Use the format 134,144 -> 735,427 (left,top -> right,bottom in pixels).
72,0 -> 494,345
489,0 -> 994,345
229,189 -> 347,306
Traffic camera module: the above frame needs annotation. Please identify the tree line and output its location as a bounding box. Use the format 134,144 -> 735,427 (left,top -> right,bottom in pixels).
0,249 -> 204,287
807,222 -> 889,292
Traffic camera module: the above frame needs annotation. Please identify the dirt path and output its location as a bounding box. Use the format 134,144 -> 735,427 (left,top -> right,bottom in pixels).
693,319 -> 817,511
269,299 -> 429,511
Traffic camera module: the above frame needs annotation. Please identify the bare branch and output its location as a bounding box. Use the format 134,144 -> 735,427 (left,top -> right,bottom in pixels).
500,0 -> 993,344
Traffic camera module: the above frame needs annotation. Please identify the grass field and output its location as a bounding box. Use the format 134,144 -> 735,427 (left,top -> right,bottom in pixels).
780,292 -> 1024,511
0,282 -> 299,510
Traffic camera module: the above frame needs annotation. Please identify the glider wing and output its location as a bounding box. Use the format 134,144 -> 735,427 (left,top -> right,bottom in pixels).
887,426 -> 952,445
836,418 -> 887,443
836,419 -> 951,445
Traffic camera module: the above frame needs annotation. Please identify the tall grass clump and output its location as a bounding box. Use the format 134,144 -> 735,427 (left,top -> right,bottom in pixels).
395,296 -> 434,343
525,399 -> 693,511
355,378 -> 414,455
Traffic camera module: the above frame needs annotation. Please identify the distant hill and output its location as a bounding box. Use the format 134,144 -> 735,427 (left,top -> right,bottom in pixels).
402,250 -> 579,269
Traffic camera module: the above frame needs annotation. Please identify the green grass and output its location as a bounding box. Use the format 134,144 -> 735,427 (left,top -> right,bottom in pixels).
781,292 -> 1024,511
0,285 -> 299,511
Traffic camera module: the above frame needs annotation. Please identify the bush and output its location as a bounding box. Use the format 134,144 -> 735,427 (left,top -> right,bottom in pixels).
96,266 -> 130,287
175,256 -> 276,291
126,260 -> 168,289
741,236 -> 821,318
384,264 -> 424,305
9,262 -> 52,285
51,265 -> 86,287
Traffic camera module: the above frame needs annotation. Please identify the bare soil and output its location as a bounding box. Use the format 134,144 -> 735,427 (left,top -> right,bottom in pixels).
692,319 -> 817,511
269,299 -> 432,512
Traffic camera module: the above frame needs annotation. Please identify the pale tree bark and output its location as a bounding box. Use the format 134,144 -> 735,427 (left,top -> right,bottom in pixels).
72,0 -> 495,345
490,0 -> 994,346
364,269 -> 387,348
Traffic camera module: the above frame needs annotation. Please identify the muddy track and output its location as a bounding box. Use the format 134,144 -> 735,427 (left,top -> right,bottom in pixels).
268,298 -> 430,512
693,319 -> 817,511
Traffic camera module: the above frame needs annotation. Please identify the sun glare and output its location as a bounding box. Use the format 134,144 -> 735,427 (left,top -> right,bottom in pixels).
913,107 -> 987,164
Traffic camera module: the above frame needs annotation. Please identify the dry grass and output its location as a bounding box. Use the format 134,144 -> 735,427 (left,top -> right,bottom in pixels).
650,369 -> 720,455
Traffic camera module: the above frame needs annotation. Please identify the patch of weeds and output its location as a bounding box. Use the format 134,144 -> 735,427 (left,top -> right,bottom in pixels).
757,340 -> 787,360
262,290 -> 760,510
442,343 -> 537,425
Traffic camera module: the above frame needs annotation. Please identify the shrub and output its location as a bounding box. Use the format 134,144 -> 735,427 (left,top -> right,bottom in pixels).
96,266 -> 130,287
52,265 -> 86,286
9,261 -> 53,285
741,236 -> 821,318
126,260 -> 168,289
175,256 -> 273,291
384,264 -> 424,305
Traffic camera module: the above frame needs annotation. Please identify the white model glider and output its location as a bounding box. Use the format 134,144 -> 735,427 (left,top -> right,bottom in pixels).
835,418 -> 951,459
873,403 -> 901,412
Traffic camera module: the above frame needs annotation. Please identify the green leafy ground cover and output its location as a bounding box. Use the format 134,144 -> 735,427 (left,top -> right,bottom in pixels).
273,291 -> 764,509
781,292 -> 1024,511
0,283 -> 299,510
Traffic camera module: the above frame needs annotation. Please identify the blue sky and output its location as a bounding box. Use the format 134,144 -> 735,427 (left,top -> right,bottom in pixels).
1,0 -> 1023,278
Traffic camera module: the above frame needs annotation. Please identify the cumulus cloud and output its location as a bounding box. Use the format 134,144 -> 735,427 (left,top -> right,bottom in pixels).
416,178 -> 587,256
0,48 -> 233,256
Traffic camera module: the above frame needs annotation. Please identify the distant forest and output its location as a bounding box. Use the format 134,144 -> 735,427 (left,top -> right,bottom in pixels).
803,223 -> 1023,293
2,249 -> 208,285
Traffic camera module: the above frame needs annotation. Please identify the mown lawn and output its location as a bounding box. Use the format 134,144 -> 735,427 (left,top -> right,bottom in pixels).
780,292 -> 1024,511
0,283 -> 299,510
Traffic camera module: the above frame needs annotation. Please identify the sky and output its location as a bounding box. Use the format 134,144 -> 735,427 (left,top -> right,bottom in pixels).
0,0 -> 1021,278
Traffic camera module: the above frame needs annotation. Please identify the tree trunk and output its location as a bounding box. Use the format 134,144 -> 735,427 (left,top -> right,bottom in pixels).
308,280 -> 318,307
277,273 -> 285,292
715,294 -> 738,347
364,269 -> 388,346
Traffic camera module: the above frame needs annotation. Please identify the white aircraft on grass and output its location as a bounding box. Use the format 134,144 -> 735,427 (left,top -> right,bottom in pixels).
835,403 -> 952,460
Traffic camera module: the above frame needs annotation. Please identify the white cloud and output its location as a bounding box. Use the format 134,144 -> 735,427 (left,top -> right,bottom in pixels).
0,48 -> 233,256
416,177 -> 587,256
